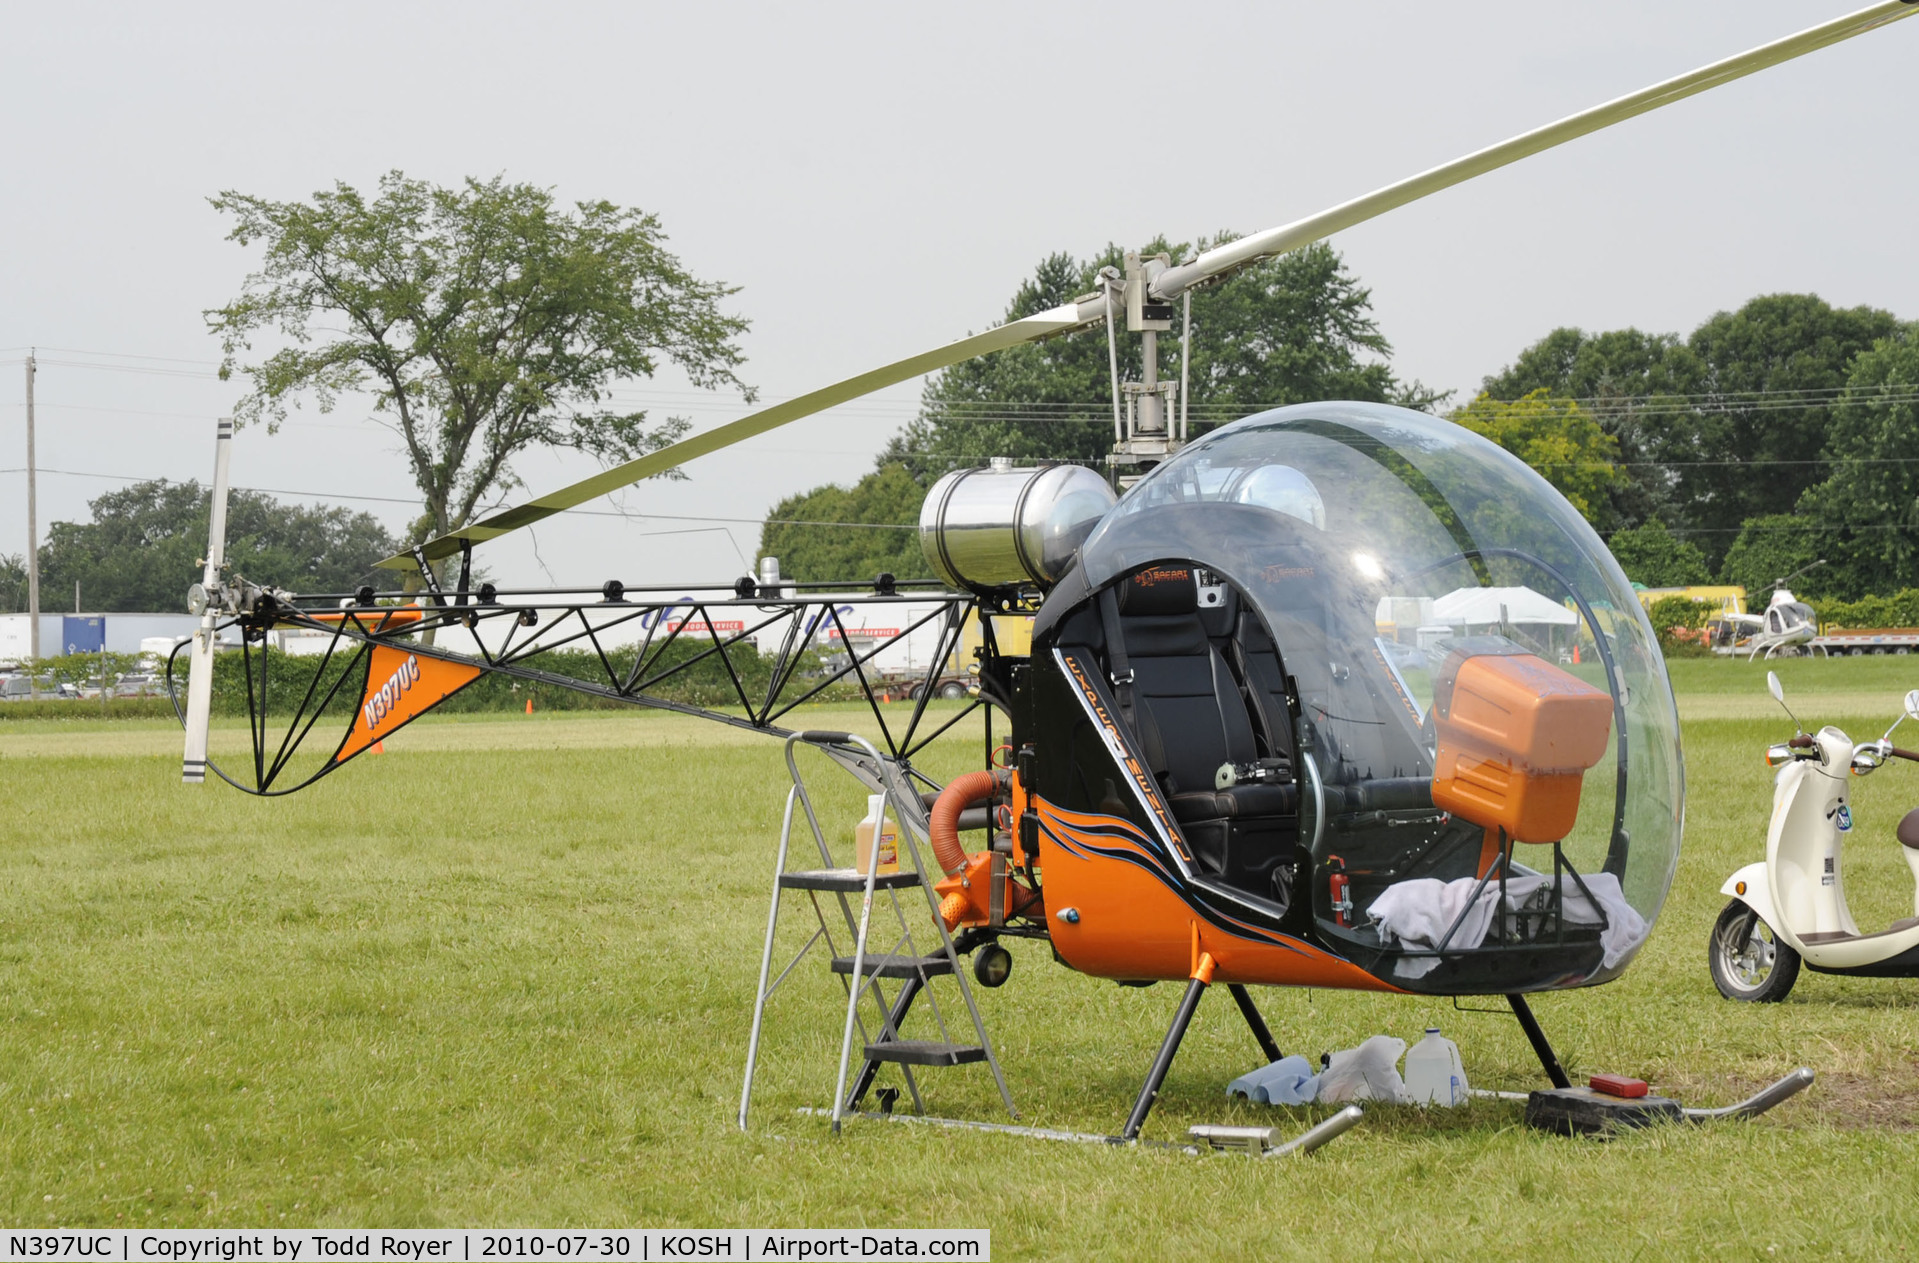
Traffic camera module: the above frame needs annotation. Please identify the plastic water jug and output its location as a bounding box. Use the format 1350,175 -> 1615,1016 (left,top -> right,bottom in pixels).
1404,1027 -> 1468,1106
854,794 -> 900,875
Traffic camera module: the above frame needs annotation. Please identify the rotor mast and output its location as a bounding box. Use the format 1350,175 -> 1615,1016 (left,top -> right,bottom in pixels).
1109,250 -> 1187,485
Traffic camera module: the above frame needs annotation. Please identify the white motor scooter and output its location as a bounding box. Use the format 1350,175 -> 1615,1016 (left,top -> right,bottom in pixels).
1710,672 -> 1919,1001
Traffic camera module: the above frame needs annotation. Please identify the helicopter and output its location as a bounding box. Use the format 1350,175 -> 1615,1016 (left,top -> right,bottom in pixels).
171,3 -> 1917,1143
1722,588 -> 1822,660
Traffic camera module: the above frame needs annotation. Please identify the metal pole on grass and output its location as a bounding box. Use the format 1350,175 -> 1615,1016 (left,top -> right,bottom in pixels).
25,350 -> 39,698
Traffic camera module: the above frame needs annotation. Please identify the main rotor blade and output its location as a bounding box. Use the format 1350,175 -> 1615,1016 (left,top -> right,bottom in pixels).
1151,0 -> 1919,299
379,299 -> 1105,570
384,2 -> 1914,572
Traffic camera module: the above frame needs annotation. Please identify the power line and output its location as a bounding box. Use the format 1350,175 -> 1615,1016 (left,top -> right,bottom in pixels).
0,466 -> 918,530
25,345 -> 222,368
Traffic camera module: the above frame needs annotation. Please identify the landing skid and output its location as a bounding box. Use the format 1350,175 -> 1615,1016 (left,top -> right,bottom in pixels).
802,1104 -> 1364,1158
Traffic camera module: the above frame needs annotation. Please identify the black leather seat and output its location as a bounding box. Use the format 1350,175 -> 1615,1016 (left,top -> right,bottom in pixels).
1107,567 -> 1297,890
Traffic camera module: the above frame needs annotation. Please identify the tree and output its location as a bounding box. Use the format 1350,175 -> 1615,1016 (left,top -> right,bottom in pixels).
36,479 -> 402,612
880,239 -> 1436,481
1449,390 -> 1623,527
207,172 -> 752,562
1481,296 -> 1898,565
1795,327 -> 1919,598
1719,514 -> 1826,601
757,463 -> 932,583
1645,594 -> 1714,652
1483,327 -> 1700,405
1606,519 -> 1711,588
1481,326 -> 1703,528
0,553 -> 25,615
1675,295 -> 1897,559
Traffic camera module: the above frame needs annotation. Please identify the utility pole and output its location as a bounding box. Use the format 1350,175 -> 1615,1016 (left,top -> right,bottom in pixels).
25,349 -> 39,699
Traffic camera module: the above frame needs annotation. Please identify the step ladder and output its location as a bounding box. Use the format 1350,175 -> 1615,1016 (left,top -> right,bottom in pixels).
739,731 -> 1015,1133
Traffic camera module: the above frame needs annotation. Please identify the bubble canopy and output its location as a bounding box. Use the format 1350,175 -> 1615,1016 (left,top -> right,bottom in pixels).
1056,402 -> 1683,990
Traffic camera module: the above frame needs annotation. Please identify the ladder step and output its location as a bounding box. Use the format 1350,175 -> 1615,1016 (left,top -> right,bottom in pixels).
862,1040 -> 987,1067
831,953 -> 954,979
779,867 -> 924,892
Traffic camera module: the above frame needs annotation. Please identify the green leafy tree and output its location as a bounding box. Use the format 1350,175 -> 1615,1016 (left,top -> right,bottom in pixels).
37,479 -> 401,612
1645,594 -> 1714,653
1483,296 -> 1897,563
1811,589 -> 1919,631
1606,519 -> 1711,588
1483,327 -> 1701,404
1449,390 -> 1623,526
1719,514 -> 1826,601
1482,326 -> 1703,528
0,553 -> 25,615
757,463 -> 931,583
880,238 -> 1436,480
37,651 -> 146,690
207,171 -> 752,559
1675,295 -> 1897,557
1796,327 -> 1919,598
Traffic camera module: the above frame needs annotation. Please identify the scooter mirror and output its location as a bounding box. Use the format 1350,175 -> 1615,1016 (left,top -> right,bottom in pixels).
1768,671 -> 1785,704
1906,689 -> 1919,722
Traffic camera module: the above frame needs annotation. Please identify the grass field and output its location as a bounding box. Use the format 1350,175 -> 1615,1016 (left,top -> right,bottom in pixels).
4,658 -> 1919,1258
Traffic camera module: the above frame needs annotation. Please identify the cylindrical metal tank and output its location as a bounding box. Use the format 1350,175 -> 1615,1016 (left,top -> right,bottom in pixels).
919,460 -> 1116,589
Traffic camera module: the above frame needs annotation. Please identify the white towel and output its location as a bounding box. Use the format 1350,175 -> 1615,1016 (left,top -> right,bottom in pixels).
1316,1035 -> 1411,1104
1367,869 -> 1648,979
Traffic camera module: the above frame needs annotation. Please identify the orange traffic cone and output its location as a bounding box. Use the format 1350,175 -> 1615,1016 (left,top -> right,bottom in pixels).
525,697 -> 534,715
372,740 -> 386,754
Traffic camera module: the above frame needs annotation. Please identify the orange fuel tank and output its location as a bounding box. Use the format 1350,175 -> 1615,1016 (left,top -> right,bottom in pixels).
1430,648 -> 1613,844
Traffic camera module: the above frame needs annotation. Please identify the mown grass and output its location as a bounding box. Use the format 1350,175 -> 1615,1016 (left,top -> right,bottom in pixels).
2,666 -> 1919,1257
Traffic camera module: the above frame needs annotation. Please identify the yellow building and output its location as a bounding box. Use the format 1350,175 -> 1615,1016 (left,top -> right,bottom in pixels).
1634,585 -> 1747,617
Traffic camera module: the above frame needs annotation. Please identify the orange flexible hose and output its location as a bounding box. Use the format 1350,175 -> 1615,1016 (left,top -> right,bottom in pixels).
930,768 -> 1007,876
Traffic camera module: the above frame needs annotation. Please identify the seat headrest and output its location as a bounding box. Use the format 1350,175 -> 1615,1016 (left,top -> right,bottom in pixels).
1116,565 -> 1199,616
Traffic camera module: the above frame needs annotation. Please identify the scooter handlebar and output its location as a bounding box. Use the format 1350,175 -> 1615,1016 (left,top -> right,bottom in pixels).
1788,734 -> 1816,750
1890,746 -> 1919,763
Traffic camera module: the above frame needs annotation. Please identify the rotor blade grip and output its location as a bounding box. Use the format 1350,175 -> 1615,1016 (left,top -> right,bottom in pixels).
1152,0 -> 1919,299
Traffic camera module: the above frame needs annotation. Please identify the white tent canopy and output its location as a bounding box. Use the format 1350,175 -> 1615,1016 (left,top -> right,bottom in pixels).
1428,585 -> 1578,628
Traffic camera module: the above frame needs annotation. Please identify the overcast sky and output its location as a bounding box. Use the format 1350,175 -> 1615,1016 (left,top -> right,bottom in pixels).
3,1 -> 1915,598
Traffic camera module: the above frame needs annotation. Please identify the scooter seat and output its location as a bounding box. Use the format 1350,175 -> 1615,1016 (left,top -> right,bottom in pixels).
1898,808 -> 1919,850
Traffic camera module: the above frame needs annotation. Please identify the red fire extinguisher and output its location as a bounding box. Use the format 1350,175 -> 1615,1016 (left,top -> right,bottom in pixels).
1327,856 -> 1353,928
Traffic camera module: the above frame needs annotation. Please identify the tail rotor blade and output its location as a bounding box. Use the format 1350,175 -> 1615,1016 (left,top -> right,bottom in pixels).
182,418 -> 234,786
180,618 -> 217,784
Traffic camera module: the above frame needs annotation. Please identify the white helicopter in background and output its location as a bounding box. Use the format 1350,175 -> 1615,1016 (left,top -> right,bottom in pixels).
1719,568 -> 1824,660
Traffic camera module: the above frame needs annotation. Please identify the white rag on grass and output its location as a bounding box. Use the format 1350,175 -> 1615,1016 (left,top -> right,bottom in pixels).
1366,871 -> 1648,979
1316,1035 -> 1411,1104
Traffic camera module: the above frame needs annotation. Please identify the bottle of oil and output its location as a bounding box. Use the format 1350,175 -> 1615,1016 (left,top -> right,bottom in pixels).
854,794 -> 900,876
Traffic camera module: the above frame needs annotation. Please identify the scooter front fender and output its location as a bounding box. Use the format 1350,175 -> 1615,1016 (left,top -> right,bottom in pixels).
1721,863 -> 1791,947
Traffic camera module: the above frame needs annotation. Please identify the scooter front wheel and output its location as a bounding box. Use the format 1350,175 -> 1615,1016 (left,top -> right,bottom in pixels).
1709,900 -> 1800,1002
